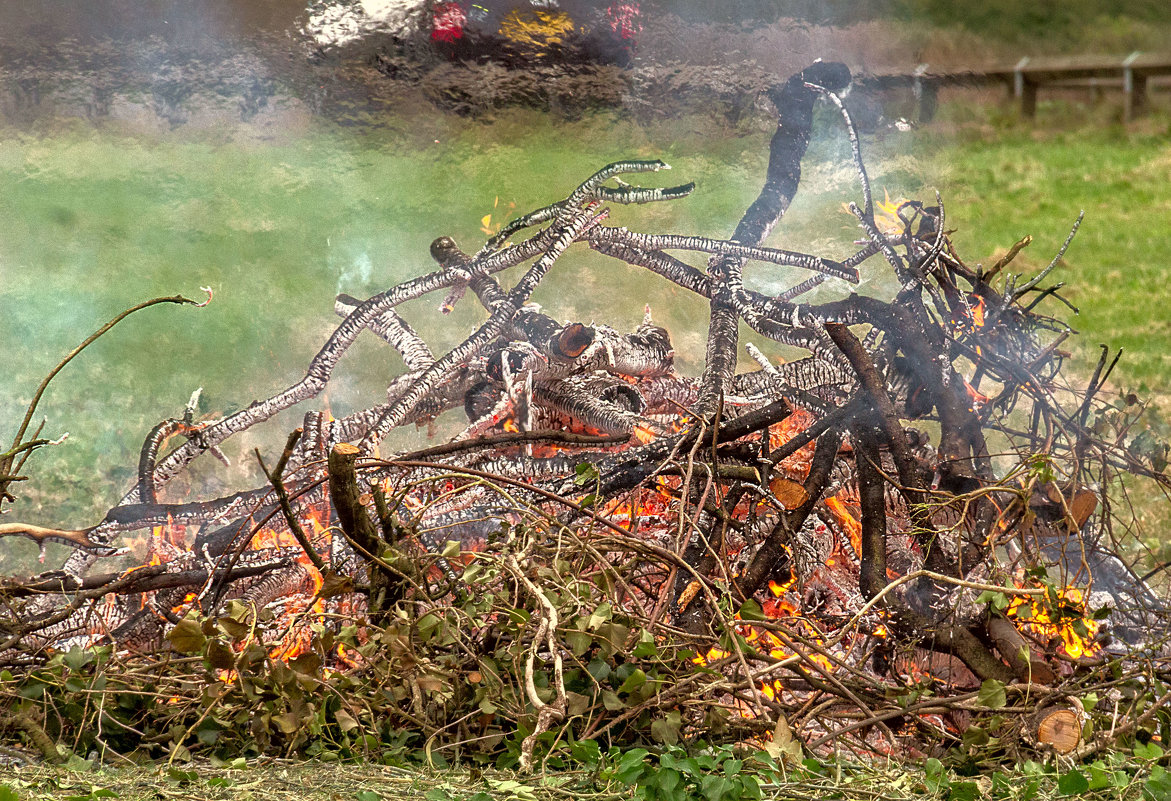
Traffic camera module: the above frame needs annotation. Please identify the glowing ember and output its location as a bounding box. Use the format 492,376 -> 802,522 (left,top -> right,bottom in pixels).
479,196 -> 516,237
691,592 -> 836,706
767,409 -> 818,478
633,423 -> 657,444
170,592 -> 198,616
336,643 -> 364,669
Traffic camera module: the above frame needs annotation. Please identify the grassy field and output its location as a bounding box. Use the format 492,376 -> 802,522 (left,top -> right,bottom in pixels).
2,751 -> 1164,801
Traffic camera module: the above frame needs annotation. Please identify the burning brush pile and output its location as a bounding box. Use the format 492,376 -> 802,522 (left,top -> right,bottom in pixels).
2,62 -> 1170,767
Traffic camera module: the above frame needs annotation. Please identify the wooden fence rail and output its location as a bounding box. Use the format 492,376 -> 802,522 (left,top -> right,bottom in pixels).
857,52 -> 1171,121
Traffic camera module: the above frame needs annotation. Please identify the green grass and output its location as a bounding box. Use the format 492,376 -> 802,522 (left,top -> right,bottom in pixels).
3,101 -> 1171,558
1,750 -> 1166,801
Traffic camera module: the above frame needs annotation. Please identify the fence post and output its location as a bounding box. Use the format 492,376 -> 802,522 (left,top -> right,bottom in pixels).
912,63 -> 938,122
1013,57 -> 1036,117
1123,51 -> 1147,121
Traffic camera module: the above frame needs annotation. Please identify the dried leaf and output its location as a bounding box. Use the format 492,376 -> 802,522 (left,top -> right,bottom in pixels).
318,569 -> 354,600
651,710 -> 682,745
273,710 -> 303,734
769,477 -> 808,509
1068,490 -> 1098,530
762,715 -> 803,765
205,640 -> 235,671
334,709 -> 359,732
166,617 -> 206,654
416,673 -> 447,694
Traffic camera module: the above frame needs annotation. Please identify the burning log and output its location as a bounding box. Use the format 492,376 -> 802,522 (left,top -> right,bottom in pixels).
3,61 -> 1170,764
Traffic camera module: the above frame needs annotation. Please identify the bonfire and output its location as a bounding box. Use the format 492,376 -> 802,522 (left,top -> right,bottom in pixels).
1,62 -> 1168,768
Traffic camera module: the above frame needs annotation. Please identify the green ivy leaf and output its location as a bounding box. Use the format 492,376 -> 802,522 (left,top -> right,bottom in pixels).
632,630 -> 658,659
165,768 -> 198,784
1145,765 -> 1171,801
1136,741 -> 1165,760
613,748 -> 649,784
651,710 -> 682,745
653,766 -> 682,797
1091,605 -> 1114,620
602,690 -> 625,711
574,462 -> 600,485
616,668 -> 646,695
62,647 -> 93,672
923,757 -> 947,793
949,781 -> 980,801
587,603 -> 613,630
976,590 -> 1010,611
355,791 -> 382,801
977,678 -> 1007,709
586,658 -> 611,682
738,599 -> 766,621
700,774 -> 733,801
962,726 -> 989,748
417,612 -> 442,641
1057,769 -> 1089,796
567,628 -> 594,656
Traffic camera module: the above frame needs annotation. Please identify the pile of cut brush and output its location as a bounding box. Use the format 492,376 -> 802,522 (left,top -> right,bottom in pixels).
2,62 -> 1170,769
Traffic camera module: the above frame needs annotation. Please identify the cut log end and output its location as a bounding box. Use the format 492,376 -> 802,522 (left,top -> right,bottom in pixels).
332,442 -> 361,458
1029,704 -> 1084,754
554,323 -> 595,359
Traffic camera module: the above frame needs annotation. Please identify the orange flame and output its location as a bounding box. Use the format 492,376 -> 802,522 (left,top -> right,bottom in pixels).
1007,586 -> 1101,659
963,379 -> 990,408
336,643 -> 364,669
691,592 -> 835,705
824,495 -> 862,556
970,295 -> 986,328
243,506 -> 334,662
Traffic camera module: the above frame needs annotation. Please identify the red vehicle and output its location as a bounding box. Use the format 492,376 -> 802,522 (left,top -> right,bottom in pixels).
429,0 -> 641,66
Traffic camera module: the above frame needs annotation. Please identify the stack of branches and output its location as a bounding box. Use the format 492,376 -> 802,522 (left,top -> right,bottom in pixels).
2,62 -> 1170,764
